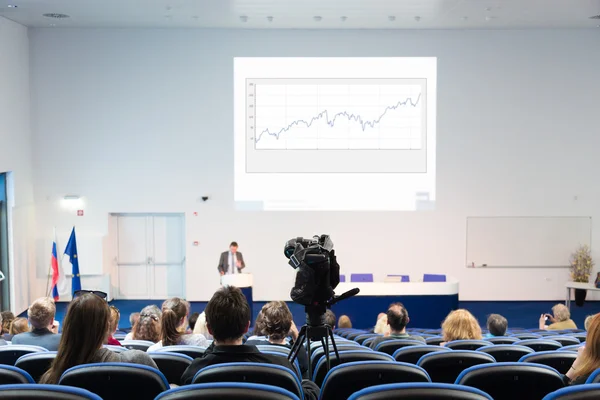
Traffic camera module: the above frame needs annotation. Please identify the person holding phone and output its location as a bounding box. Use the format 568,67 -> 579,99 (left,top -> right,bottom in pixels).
539,303 -> 577,330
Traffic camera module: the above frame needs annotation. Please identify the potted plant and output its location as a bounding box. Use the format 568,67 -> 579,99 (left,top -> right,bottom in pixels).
570,245 -> 594,306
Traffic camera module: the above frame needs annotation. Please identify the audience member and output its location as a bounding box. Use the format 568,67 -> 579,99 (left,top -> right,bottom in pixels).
246,307 -> 267,341
12,297 -> 60,350
374,315 -> 391,335
125,305 -> 161,342
106,306 -> 121,346
40,293 -> 157,384
370,303 -> 424,349
148,298 -> 208,351
486,314 -> 508,337
129,312 -> 140,330
5,317 -> 29,340
324,309 -> 336,329
539,304 -> 577,330
337,315 -> 352,329
585,314 -> 595,331
189,312 -> 199,331
564,313 -> 600,385
441,309 -> 482,344
180,286 -> 319,399
193,311 -> 212,340
1,311 -> 15,334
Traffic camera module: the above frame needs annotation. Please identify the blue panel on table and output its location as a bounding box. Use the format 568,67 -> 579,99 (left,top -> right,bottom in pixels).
340,275 -> 346,282
388,275 -> 410,282
423,274 -> 446,282
351,274 -> 374,282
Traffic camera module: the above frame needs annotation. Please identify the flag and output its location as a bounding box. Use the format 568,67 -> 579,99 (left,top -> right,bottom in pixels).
50,232 -> 60,300
64,227 -> 81,295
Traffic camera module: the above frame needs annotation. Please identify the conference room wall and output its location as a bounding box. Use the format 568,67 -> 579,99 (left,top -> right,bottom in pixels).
28,28 -> 600,304
0,17 -> 36,313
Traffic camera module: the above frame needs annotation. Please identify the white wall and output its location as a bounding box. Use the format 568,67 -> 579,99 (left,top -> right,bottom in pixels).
0,16 -> 35,312
28,28 -> 600,302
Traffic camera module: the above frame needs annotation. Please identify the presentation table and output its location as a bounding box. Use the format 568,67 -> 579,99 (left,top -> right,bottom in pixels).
331,279 -> 459,329
565,281 -> 600,309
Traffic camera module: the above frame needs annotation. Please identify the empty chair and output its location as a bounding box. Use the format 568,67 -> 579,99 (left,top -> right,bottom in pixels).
312,350 -> 394,386
103,345 -> 128,353
0,365 -> 34,384
375,339 -> 423,355
346,331 -> 367,341
569,333 -> 587,343
354,334 -> 379,345
15,352 -> 56,382
152,345 -> 206,359
310,344 -> 371,373
444,340 -> 493,351
426,336 -> 445,346
347,382 -> 493,400
519,351 -> 577,375
456,362 -> 564,400
478,345 -> 534,362
148,352 -> 193,385
120,340 -> 155,351
417,350 -> 496,384
155,383 -> 300,400
362,337 -> 377,348
192,362 -> 302,398
544,336 -> 581,347
320,361 -> 431,400
0,345 -> 48,366
558,344 -> 583,352
487,336 -> 519,345
515,339 -> 562,352
58,362 -> 169,400
542,384 -> 600,400
393,345 -> 451,365
512,333 -> 542,340
0,384 -> 102,400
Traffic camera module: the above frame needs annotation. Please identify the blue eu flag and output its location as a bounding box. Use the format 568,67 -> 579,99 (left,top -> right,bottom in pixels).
64,227 -> 81,295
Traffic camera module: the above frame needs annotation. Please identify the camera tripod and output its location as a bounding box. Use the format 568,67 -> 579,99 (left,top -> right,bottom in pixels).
289,321 -> 339,379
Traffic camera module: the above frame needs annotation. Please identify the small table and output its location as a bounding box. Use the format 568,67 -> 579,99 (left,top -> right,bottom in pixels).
565,282 -> 600,309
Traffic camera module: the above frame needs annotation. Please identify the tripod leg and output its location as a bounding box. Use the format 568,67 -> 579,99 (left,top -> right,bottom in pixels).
328,327 -> 340,362
325,329 -> 331,371
289,326 -> 307,365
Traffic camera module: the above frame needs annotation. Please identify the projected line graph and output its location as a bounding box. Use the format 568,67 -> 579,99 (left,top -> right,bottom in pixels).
247,78 -> 425,151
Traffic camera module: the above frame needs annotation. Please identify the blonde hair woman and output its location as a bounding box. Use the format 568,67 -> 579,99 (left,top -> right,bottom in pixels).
565,314 -> 600,385
441,309 -> 482,345
374,314 -> 391,336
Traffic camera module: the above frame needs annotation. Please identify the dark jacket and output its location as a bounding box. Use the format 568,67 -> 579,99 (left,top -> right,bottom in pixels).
181,344 -> 319,400
12,328 -> 61,350
217,251 -> 245,274
244,339 -> 309,378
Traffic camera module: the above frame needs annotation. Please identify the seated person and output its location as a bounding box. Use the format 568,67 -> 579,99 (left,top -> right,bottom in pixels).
585,314 -> 596,331
485,314 -> 508,337
325,309 -> 336,329
193,311 -> 213,340
148,297 -> 208,351
374,314 -> 391,335
245,308 -> 268,342
441,309 -> 482,345
370,303 -> 425,349
125,305 -> 161,342
564,313 -> 600,385
245,301 -> 309,377
539,304 -> 577,330
337,315 -> 352,329
180,287 -> 319,399
40,293 -> 157,384
125,312 -> 140,334
106,306 -> 121,346
12,297 -> 61,350
1,311 -> 15,335
5,317 -> 30,341
188,312 -> 199,331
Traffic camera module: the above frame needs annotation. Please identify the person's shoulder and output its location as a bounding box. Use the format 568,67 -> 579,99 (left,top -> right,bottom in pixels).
182,334 -> 208,347
120,349 -> 157,367
147,341 -> 163,352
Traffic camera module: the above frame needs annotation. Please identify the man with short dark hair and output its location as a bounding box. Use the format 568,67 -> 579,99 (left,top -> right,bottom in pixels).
217,242 -> 246,276
181,287 -> 319,399
486,314 -> 508,337
369,303 -> 424,349
12,297 -> 61,350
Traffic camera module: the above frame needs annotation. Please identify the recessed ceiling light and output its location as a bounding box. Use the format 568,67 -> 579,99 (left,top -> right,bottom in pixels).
313,16 -> 322,22
7,4 -> 17,8
414,16 -> 421,22
43,13 -> 70,19
388,15 -> 396,22
340,16 -> 347,22
49,23 -> 56,27
267,16 -> 273,22
240,15 -> 248,22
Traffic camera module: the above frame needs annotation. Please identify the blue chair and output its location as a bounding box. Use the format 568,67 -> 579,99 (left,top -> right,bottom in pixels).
350,274 -> 373,282
156,383 -> 300,400
120,340 -> 155,351
542,384 -> 600,400
152,345 -> 206,359
192,362 -> 302,398
0,384 -> 102,400
393,345 -> 451,365
312,350 -> 394,387
375,339 -> 424,355
417,350 -> 495,383
354,334 -> 379,345
0,345 -> 48,365
14,352 -> 56,382
558,344 -> 583,352
444,340 -> 493,351
310,344 -> 370,373
543,336 -> 580,347
515,339 -> 563,352
478,345 -> 534,362
148,352 -> 193,384
0,365 -> 34,384
425,336 -> 444,346
256,345 -> 291,355
585,368 -> 600,383
487,336 -> 519,345
103,345 -> 128,353
259,351 -> 303,378
347,382 -> 492,400
58,362 -> 169,399
456,362 -> 564,400
519,351 -> 577,374
511,333 -> 542,340
320,361 -> 430,400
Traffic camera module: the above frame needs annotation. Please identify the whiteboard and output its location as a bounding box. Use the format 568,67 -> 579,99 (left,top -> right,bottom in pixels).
466,217 -> 592,268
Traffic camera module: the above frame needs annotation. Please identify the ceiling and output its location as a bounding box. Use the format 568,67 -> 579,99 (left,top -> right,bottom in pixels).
1,0 -> 599,29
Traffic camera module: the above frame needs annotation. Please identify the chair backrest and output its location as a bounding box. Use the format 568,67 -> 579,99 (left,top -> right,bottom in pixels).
120,340 -> 155,351
0,365 -> 34,384
192,362 -> 302,397
0,384 -> 102,400
375,339 -> 424,355
350,274 -> 373,282
58,362 -> 169,399
155,382 -> 300,400
346,332 -> 367,340
312,350 -> 394,387
456,362 -> 564,399
347,382 -> 493,400
256,345 -> 291,355
148,352 -> 193,384
113,333 -> 127,341
153,345 -> 206,359
417,350 -> 496,383
363,337 -> 377,347
320,361 -> 431,400
511,333 -> 542,340
393,345 -> 452,364
569,333 -> 587,343
426,336 -> 445,346
543,336 -> 581,347
0,345 -> 48,366
585,368 -> 600,383
103,345 -> 128,353
514,339 -> 563,352
310,344 -> 370,372
422,330 -> 442,335
487,337 -> 519,345
444,340 -> 493,351
14,352 -> 57,383
354,334 -> 379,345
478,345 -> 534,362
519,351 -> 577,375
542,384 -> 600,400
558,344 -> 583,352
